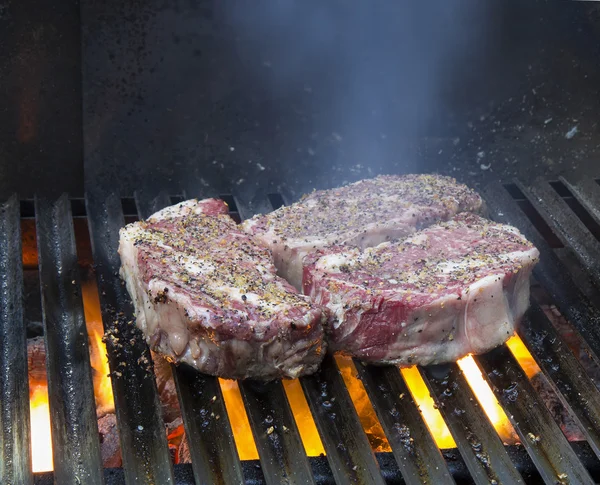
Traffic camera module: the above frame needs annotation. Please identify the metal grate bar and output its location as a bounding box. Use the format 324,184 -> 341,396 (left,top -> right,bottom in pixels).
238,379 -> 316,485
234,194 -> 316,485
85,192 -> 174,485
0,196 -> 32,485
421,364 -> 524,484
483,182 -> 600,363
232,191 -> 274,220
354,362 -> 456,485
174,367 -> 244,484
476,345 -> 595,484
300,355 -> 386,485
135,190 -> 244,485
35,195 -> 104,484
527,178 -> 600,288
519,302 -> 600,459
560,175 -> 600,227
134,190 -> 173,221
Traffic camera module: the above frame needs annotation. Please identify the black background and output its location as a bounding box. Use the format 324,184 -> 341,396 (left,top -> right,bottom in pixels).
1,0 -> 600,201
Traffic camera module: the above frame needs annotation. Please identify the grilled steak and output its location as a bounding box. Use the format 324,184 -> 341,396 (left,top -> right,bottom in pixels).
118,198 -> 326,380
242,174 -> 483,289
303,213 -> 539,365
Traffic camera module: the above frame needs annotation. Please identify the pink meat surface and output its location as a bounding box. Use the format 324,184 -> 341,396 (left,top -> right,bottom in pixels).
119,198 -> 326,380
242,174 -> 483,290
303,213 -> 539,365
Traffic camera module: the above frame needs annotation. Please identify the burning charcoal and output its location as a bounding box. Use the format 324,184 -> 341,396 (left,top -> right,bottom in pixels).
98,413 -> 122,468
166,417 -> 187,464
27,337 -> 47,389
177,434 -> 191,464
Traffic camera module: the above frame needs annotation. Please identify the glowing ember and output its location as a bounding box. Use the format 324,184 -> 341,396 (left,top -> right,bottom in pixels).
219,379 -> 259,460
282,379 -> 325,456
81,280 -> 115,415
400,366 -> 456,449
457,355 -> 517,442
30,385 -> 53,473
506,334 -> 541,378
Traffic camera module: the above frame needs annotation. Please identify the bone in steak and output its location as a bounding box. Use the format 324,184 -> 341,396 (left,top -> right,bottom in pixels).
303,213 -> 539,365
242,174 -> 483,290
118,198 -> 326,380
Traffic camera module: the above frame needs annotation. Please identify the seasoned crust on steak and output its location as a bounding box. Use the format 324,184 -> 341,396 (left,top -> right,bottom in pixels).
242,174 -> 483,289
118,198 -> 326,380
303,213 -> 539,366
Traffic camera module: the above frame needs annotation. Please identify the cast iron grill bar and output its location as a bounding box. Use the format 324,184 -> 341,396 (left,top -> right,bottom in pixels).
475,345 -> 595,484
354,362 -> 456,485
233,190 -> 274,220
134,190 -> 172,220
483,182 -> 600,362
420,364 -> 523,484
234,194 -> 317,485
0,196 -> 32,485
519,302 -> 600,459
173,366 -> 244,484
134,190 -> 245,485
526,178 -> 600,288
300,354 -> 386,485
35,195 -> 104,484
237,380 -> 317,485
85,192 -> 174,485
263,194 -> 388,484
559,175 -> 600,226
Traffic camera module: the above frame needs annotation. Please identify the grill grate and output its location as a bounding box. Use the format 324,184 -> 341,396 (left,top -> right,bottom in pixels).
4,178 -> 600,483
0,196 -> 31,485
35,195 -> 103,484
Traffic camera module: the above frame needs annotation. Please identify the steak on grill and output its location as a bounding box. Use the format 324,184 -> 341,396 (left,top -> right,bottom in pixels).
118,198 -> 326,380
303,213 -> 539,365
242,174 -> 483,290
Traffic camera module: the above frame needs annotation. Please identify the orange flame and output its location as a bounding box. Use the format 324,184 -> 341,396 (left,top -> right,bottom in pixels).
457,355 -> 517,442
219,379 -> 259,460
81,280 -> 115,415
283,379 -> 325,456
401,366 -> 456,448
335,355 -> 392,452
506,334 -> 541,378
30,385 -> 53,472
29,280 -> 116,473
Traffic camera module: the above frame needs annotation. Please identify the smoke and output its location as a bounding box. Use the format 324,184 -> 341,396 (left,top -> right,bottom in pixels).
222,0 -> 496,192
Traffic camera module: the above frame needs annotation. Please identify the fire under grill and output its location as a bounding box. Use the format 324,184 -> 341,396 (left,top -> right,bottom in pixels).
4,176 -> 600,484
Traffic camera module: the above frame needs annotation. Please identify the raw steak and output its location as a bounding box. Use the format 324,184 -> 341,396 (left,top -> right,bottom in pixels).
118,198 -> 326,380
242,174 -> 483,289
303,213 -> 539,365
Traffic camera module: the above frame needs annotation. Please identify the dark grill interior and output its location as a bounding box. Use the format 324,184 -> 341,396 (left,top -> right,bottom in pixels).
4,176 -> 600,484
